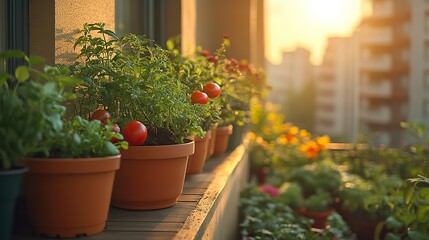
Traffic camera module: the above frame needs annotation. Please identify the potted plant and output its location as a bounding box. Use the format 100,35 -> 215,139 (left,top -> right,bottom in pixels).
69,23 -> 203,209
22,115 -> 125,238
0,51 -> 68,240
295,191 -> 335,229
239,184 -> 352,239
167,40 -> 222,173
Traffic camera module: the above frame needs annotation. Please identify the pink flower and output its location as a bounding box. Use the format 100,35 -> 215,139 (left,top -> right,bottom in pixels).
207,56 -> 218,63
223,34 -> 230,39
201,50 -> 210,57
259,185 -> 279,198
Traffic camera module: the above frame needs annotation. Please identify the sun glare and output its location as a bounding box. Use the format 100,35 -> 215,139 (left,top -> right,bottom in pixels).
306,0 -> 356,29
266,0 -> 362,64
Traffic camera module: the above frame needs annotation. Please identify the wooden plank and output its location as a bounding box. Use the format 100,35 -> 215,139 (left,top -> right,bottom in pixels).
183,180 -> 211,189
85,231 -> 176,240
105,221 -> 183,232
182,187 -> 207,195
178,194 -> 202,202
108,202 -> 197,222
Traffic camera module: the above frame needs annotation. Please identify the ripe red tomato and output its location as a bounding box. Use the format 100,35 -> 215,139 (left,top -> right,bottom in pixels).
203,82 -> 221,98
191,91 -> 208,104
110,123 -> 120,143
91,108 -> 111,124
122,120 -> 148,146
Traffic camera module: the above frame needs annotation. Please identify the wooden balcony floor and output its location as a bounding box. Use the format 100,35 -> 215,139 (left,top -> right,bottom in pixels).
14,145 -> 247,240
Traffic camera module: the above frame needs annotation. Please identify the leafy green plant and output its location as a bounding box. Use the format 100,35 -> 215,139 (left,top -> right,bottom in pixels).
33,116 -> 126,158
167,40 -> 221,133
278,182 -> 304,209
69,23 -> 204,144
304,191 -> 334,212
0,51 -> 78,170
240,184 -> 352,239
287,162 -> 342,197
384,175 -> 429,240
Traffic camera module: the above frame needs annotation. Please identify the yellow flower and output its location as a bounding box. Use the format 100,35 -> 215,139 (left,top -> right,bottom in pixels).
247,132 -> 256,141
276,135 -> 288,145
299,129 -> 310,139
316,135 -> 330,149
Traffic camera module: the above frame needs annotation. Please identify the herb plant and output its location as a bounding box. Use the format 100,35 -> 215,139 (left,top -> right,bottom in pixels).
34,116 -> 125,158
69,23 -> 204,145
0,51 -> 74,170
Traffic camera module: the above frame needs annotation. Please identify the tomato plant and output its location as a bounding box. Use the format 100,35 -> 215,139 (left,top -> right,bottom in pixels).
203,82 -> 221,98
191,91 -> 208,104
110,123 -> 120,143
122,120 -> 148,146
91,109 -> 111,124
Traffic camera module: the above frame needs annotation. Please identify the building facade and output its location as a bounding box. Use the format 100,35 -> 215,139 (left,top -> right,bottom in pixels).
267,47 -> 314,105
315,35 -> 360,142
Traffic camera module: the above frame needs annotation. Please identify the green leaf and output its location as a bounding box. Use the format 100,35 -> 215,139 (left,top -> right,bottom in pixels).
0,72 -> 7,86
27,55 -> 45,65
166,39 -> 175,51
57,76 -> 83,86
409,231 -> 429,240
385,216 -> 405,229
15,66 -> 30,82
0,50 -> 25,59
404,182 -> 417,205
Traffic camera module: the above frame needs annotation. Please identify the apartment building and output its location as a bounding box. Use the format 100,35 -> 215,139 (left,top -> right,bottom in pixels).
315,35 -> 360,142
267,47 -> 314,105
360,0 -> 412,146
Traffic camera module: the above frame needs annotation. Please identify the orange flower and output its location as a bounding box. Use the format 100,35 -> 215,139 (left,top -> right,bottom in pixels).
300,141 -> 321,159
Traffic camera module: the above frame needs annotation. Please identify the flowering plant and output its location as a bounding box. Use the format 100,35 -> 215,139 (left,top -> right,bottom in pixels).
271,123 -> 331,174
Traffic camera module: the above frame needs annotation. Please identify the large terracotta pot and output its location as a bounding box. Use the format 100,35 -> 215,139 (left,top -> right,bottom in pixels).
186,130 -> 211,174
213,125 -> 233,157
112,140 -> 194,210
207,125 -> 218,159
22,155 -> 120,238
0,167 -> 27,240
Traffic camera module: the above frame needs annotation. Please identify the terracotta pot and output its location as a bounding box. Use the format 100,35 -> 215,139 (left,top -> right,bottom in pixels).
207,125 -> 218,159
22,155 -> 120,238
213,125 -> 233,157
295,208 -> 334,229
186,130 -> 211,174
112,140 -> 194,210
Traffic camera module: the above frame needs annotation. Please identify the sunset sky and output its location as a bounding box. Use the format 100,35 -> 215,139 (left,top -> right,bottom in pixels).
265,0 -> 363,65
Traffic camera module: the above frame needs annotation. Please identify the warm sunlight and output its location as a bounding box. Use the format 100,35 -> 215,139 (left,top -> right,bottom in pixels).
307,0 -> 350,27
266,0 -> 362,65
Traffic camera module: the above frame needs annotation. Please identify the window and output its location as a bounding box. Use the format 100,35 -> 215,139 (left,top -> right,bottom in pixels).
115,0 -> 181,48
0,0 -> 5,54
4,0 -> 29,73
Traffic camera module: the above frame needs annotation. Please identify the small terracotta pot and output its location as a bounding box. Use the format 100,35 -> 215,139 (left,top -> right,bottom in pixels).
112,140 -> 194,210
295,208 -> 334,229
213,125 -> 233,157
22,155 -> 120,238
186,130 -> 211,174
207,125 -> 218,159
